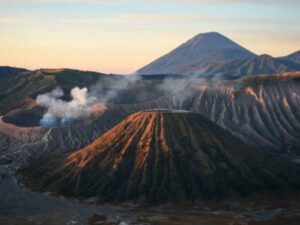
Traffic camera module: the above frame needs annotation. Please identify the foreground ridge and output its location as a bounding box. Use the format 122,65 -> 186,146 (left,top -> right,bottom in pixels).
24,111 -> 300,203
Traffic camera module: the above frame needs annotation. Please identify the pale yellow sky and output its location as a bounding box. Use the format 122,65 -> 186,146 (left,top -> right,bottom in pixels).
0,1 -> 299,74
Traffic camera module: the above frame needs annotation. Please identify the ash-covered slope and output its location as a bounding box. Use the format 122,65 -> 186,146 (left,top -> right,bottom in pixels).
136,32 -> 255,75
0,68 -> 175,115
186,73 -> 300,152
0,66 -> 28,80
279,50 -> 300,64
1,72 -> 299,169
193,54 -> 300,79
95,73 -> 300,153
0,103 -> 114,166
25,111 -> 300,203
0,69 -> 103,115
101,73 -> 299,153
137,73 -> 300,152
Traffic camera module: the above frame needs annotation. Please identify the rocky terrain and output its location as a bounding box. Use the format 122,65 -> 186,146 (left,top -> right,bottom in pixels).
167,73 -> 300,153
0,72 -> 299,168
90,72 -> 300,154
0,67 -> 300,225
23,111 -> 300,203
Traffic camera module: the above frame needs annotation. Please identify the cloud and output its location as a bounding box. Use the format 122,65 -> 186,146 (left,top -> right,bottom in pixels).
60,13 -> 299,26
0,11 -> 298,27
37,87 -> 98,127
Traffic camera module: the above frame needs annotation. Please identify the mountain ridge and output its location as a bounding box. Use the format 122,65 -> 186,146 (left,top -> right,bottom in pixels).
190,54 -> 300,79
279,50 -> 300,64
0,66 -> 28,80
137,32 -> 256,75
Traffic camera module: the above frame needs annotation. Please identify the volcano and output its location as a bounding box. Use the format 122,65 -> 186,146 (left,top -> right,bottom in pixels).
24,111 -> 300,203
2,103 -> 107,128
136,32 -> 255,75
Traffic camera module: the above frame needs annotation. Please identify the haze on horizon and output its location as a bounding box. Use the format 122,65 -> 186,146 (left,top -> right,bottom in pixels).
0,0 -> 299,74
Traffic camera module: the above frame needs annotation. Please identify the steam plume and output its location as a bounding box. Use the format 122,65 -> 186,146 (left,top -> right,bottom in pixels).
37,87 -> 96,127
36,74 -> 221,127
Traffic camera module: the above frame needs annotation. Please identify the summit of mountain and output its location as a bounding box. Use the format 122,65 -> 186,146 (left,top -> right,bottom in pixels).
136,32 -> 256,75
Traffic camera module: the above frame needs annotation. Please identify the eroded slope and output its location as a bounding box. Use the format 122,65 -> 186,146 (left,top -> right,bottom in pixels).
24,112 -> 300,203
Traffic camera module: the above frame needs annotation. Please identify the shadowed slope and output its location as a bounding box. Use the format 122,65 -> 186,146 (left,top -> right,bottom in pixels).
184,54 -> 300,78
0,69 -> 102,115
0,68 -> 177,115
25,112 -> 300,203
279,50 -> 300,64
137,32 -> 255,75
0,66 -> 28,80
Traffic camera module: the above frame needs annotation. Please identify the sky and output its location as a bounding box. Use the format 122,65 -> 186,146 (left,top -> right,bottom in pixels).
0,0 -> 299,74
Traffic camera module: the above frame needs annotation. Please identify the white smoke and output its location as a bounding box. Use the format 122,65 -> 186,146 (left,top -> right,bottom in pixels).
35,76 -> 141,127
36,74 -> 223,127
88,75 -> 141,103
37,87 -> 96,127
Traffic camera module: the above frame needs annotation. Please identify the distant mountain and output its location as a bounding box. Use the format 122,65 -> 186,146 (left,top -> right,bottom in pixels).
279,50 -> 300,64
136,32 -> 256,75
0,66 -> 28,79
193,54 -> 300,79
24,111 -> 300,203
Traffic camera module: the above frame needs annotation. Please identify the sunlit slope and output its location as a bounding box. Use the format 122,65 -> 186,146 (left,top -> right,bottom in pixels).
129,73 -> 300,152
0,73 -> 299,169
25,112 -> 300,203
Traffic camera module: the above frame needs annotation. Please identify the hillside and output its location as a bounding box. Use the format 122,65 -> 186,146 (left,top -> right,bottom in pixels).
279,50 -> 300,64
136,32 -> 255,75
0,66 -> 28,79
24,111 -> 300,203
134,73 -> 300,152
0,72 -> 299,171
99,72 -> 300,153
185,54 -> 300,79
0,69 -> 172,115
0,69 -> 105,115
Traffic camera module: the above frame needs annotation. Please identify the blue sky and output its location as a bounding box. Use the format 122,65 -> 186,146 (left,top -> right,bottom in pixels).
0,0 -> 299,74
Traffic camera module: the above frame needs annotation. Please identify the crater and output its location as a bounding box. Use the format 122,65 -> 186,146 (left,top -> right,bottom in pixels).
3,106 -> 46,127
3,103 -> 107,128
